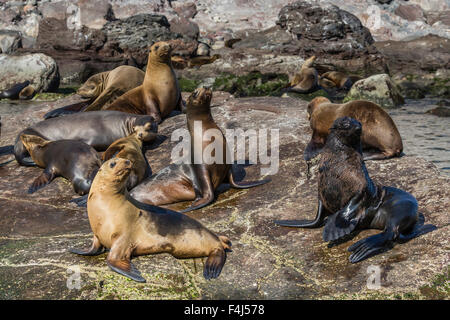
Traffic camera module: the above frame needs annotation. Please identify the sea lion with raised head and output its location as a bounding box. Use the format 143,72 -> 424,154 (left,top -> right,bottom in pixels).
304,97 -> 403,161
44,66 -> 145,119
285,56 -> 319,94
10,111 -> 157,166
103,41 -> 184,123
130,87 -> 270,213
69,157 -> 232,282
20,134 -> 101,195
275,117 -> 435,263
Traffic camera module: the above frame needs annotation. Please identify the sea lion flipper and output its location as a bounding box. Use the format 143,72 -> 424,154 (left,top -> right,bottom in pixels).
228,168 -> 271,189
0,145 -> 14,157
101,144 -> 125,161
69,194 -> 88,207
323,194 -> 364,242
28,167 -> 56,194
44,101 -> 90,119
69,236 -> 105,256
107,259 -> 146,283
275,199 -> 327,228
204,248 -> 227,280
348,231 -> 394,263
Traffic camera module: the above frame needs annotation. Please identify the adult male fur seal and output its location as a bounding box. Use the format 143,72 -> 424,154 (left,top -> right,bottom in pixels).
70,157 -> 232,282
20,134 -> 101,195
44,66 -> 145,119
285,56 -> 319,94
275,117 -> 435,263
10,111 -> 157,166
304,97 -> 403,161
130,87 -> 270,213
101,41 -> 184,123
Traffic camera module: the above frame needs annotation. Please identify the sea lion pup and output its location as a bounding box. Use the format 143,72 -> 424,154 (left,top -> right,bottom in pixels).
103,41 -> 184,123
304,97 -> 403,161
284,56 -> 319,94
130,87 -> 270,213
10,111 -> 157,166
69,158 -> 232,282
319,71 -> 360,91
44,66 -> 145,119
20,134 -> 101,195
275,117 -> 435,263
0,80 -> 30,100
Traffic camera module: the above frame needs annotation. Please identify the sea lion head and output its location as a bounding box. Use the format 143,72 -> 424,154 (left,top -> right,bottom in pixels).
186,87 -> 213,113
307,96 -> 331,119
19,85 -> 35,100
133,116 -> 158,142
329,117 -> 362,149
149,41 -> 173,63
98,158 -> 133,187
77,74 -> 103,98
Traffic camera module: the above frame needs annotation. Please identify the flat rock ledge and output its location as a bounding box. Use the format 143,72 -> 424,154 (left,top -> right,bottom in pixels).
0,94 -> 448,300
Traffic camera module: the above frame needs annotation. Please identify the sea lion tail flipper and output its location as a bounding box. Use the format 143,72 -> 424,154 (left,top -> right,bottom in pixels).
348,231 -> 394,263
179,195 -> 215,213
69,236 -> 105,256
204,248 -> 227,280
274,199 -> 327,229
69,194 -> 88,207
28,168 -> 55,194
397,212 -> 437,243
107,259 -> 146,283
228,168 -> 271,189
0,145 -> 14,157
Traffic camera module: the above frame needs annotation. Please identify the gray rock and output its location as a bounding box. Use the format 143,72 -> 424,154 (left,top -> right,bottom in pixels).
0,53 -> 59,92
0,30 -> 22,54
344,74 -> 405,108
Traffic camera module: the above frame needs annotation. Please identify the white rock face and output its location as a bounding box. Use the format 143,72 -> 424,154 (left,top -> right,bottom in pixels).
0,53 -> 59,92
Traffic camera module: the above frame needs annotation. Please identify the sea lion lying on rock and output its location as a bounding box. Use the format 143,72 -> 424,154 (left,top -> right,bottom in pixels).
276,117 -> 436,263
305,97 -> 403,162
70,157 -> 232,282
284,56 -> 319,94
0,81 -> 32,100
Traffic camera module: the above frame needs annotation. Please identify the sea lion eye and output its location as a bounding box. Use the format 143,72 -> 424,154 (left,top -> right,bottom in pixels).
154,45 -> 159,51
110,162 -> 116,168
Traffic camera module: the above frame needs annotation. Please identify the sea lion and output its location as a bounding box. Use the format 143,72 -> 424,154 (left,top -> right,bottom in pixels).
0,80 -> 30,100
285,56 -> 319,94
275,117 -> 435,263
319,71 -> 360,91
69,157 -> 232,282
18,85 -> 36,100
130,87 -> 270,213
103,41 -> 184,123
304,97 -> 403,161
44,66 -> 145,119
188,54 -> 221,68
9,111 -> 157,166
20,134 -> 101,195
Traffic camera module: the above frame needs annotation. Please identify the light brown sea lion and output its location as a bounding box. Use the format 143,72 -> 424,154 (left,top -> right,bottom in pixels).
103,41 -> 183,123
187,54 -> 221,68
304,97 -> 403,161
130,87 -> 270,213
286,56 -> 319,94
20,134 -> 101,195
276,117 -> 435,263
44,66 -> 145,119
69,157 -> 232,282
319,71 -> 360,91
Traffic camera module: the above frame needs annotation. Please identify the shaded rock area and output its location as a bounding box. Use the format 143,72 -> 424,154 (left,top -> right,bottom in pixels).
0,94 -> 448,299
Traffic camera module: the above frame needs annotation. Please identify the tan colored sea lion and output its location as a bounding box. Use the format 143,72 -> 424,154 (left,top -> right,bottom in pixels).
130,87 -> 270,213
103,41 -> 183,123
319,71 -> 362,91
69,157 -> 232,282
18,85 -> 36,100
44,66 -> 145,119
286,56 -> 319,94
20,134 -> 101,195
304,97 -> 403,161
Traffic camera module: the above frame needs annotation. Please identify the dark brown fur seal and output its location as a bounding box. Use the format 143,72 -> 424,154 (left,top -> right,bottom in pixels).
12,111 -> 157,167
130,87 -> 270,213
304,97 -> 403,161
276,117 -> 435,263
20,134 -> 101,195
103,41 -> 183,123
44,66 -> 145,119
0,80 -> 30,100
69,157 -> 232,282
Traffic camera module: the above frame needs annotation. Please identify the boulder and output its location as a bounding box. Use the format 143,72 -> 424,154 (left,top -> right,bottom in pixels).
344,74 -> 405,108
394,4 -> 425,21
0,53 -> 59,92
0,30 -> 22,54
